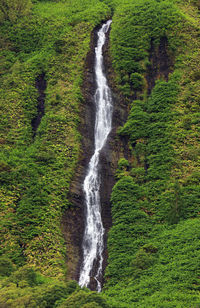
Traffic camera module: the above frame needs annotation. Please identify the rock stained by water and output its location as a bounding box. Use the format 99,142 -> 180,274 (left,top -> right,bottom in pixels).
79,20 -> 112,292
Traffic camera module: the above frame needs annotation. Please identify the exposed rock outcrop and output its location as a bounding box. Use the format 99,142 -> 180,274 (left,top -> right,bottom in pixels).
146,37 -> 173,94
61,23 -> 129,288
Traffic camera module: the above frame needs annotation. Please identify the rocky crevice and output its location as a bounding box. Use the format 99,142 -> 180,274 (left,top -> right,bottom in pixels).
61,23 -> 129,289
31,73 -> 46,137
146,37 -> 173,95
134,36 -> 174,172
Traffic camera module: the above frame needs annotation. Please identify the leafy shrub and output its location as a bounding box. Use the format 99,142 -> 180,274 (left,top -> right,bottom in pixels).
58,290 -> 110,308
131,248 -> 157,270
36,281 -> 80,308
9,266 -> 37,287
130,73 -> 144,91
0,257 -> 14,277
115,158 -> 130,179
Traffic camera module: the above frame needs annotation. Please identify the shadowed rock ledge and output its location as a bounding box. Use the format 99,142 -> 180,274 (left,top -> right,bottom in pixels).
146,37 -> 174,95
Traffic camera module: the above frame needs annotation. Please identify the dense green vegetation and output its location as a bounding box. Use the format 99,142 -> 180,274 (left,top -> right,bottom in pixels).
104,0 -> 200,306
0,0 -> 112,306
1,0 -> 200,306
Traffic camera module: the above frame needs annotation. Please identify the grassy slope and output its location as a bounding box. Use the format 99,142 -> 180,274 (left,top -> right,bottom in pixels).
104,0 -> 200,307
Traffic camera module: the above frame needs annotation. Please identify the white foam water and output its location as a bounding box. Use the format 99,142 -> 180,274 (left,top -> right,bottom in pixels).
78,20 -> 112,292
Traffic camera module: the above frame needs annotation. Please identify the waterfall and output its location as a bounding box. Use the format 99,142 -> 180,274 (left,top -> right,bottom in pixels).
79,20 -> 112,292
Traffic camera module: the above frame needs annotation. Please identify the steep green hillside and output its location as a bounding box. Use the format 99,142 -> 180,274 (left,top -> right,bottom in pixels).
105,0 -> 200,306
0,0 -> 200,307
0,0 -> 111,306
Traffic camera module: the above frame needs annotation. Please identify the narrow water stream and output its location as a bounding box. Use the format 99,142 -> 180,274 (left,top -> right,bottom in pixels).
79,20 -> 112,292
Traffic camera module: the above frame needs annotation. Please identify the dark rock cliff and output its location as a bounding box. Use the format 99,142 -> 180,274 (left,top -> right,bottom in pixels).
61,23 -> 128,288
146,37 -> 174,94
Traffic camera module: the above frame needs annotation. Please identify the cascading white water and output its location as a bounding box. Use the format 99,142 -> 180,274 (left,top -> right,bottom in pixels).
79,20 -> 112,292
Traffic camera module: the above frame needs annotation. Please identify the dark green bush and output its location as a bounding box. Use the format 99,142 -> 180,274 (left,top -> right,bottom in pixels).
36,281 -> 79,308
131,247 -> 157,270
130,73 -> 144,91
9,266 -> 37,287
58,290 -> 110,308
0,257 -> 14,277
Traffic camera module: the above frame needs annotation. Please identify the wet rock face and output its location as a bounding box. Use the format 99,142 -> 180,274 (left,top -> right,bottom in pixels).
61,27 -> 97,282
146,37 -> 173,95
61,207 -> 84,281
61,23 -> 128,287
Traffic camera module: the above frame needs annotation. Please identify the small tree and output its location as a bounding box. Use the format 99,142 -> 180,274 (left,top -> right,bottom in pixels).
9,265 -> 37,287
0,257 -> 14,276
